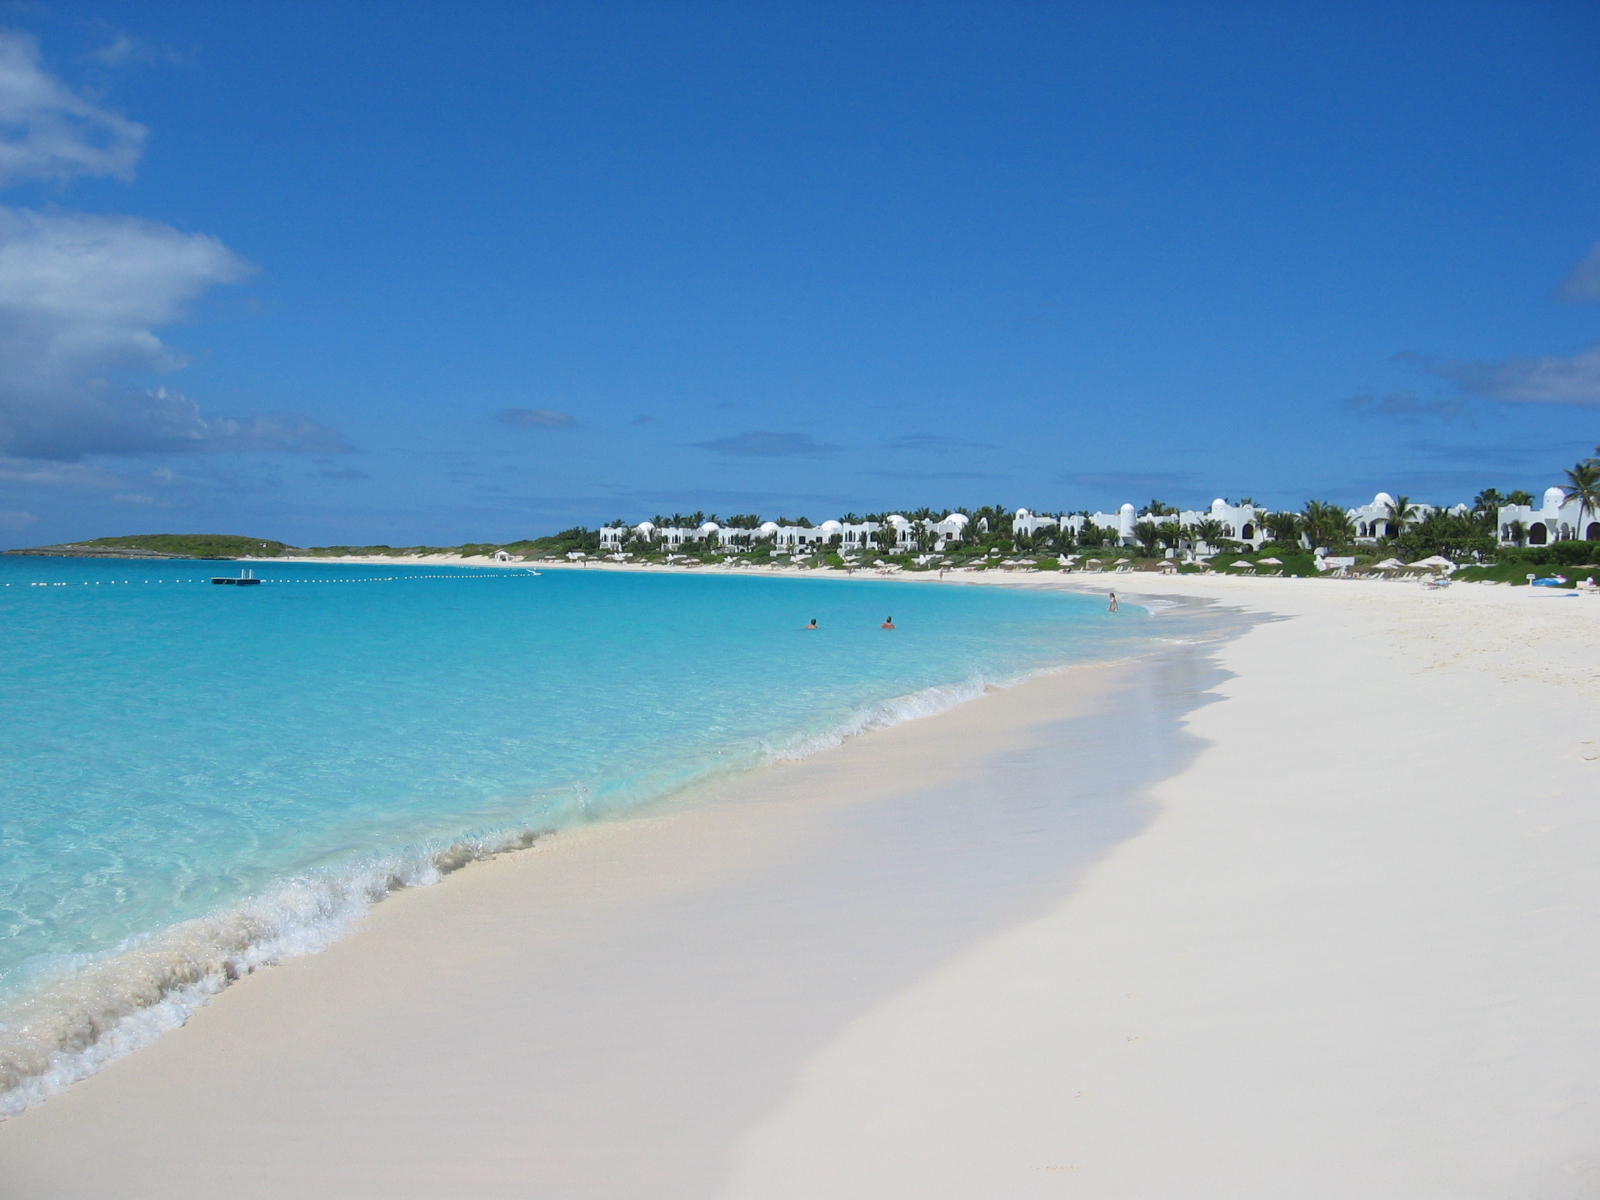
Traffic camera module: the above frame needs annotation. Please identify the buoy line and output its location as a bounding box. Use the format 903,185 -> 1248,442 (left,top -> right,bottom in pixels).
3,570 -> 540,590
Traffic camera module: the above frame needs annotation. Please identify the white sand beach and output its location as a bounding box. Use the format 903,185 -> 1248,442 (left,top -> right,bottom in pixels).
4,573 -> 1599,1198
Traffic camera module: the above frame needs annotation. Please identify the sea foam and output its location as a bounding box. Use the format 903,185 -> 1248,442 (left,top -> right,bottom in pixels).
0,561 -> 1148,1117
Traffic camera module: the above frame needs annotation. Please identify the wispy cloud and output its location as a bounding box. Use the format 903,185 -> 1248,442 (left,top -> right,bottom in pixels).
0,207 -> 337,458
1058,470 -> 1194,491
1342,390 -> 1471,422
1424,343 -> 1600,407
882,434 -> 997,455
0,42 -> 341,463
0,507 -> 34,529
692,431 -> 840,457
497,407 -> 574,428
0,30 -> 147,184
0,454 -> 122,488
864,469 -> 999,480
1557,241 -> 1600,302
1403,439 -> 1558,468
88,31 -> 193,69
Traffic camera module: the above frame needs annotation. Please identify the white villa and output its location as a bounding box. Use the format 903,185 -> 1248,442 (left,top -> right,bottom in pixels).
604,512 -> 972,554
1013,500 -> 1268,551
1496,487 -> 1599,547
599,486 -> 1592,557
1343,493 -> 1468,544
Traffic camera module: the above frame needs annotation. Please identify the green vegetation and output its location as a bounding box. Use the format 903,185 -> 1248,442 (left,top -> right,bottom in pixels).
38,449 -> 1600,573
83,534 -> 293,558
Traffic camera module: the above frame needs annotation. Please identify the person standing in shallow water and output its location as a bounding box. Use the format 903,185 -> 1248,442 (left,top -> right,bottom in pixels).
1108,592 -> 1119,613
805,619 -> 818,630
881,616 -> 895,629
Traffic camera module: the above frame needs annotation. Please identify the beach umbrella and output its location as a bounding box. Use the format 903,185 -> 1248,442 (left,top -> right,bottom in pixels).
1231,559 -> 1254,567
1375,557 -> 1405,569
1409,555 -> 1454,570
1258,556 -> 1282,565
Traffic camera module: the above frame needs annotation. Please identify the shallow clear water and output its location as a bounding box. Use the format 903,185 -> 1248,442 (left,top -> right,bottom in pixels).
0,556 -> 1160,1108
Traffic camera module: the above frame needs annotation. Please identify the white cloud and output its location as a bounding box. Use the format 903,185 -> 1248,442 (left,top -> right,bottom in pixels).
497,407 -> 575,428
0,208 -> 251,382
0,36 -> 345,463
1558,242 -> 1600,302
90,33 -> 191,69
0,209 -> 348,457
0,30 -> 146,185
0,454 -> 123,487
0,507 -> 35,529
1430,343 -> 1600,407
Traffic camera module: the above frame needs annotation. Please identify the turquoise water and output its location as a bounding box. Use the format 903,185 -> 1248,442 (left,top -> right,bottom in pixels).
0,557 -> 1157,1110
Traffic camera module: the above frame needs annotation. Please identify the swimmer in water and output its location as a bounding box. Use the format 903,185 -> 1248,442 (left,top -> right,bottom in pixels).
805,618 -> 818,630
881,616 -> 895,629
1108,592 -> 1118,613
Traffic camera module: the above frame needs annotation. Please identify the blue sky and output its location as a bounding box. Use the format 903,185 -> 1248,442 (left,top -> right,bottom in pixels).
0,1 -> 1597,547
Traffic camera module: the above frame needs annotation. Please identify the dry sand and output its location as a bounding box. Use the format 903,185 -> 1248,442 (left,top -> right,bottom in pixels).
3,571 -> 1598,1198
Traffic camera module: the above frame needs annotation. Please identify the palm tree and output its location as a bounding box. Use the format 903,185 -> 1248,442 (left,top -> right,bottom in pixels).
1382,495 -> 1419,542
1472,488 -> 1505,517
1194,518 -> 1233,553
1133,520 -> 1163,556
1300,500 -> 1354,548
1263,510 -> 1303,545
1562,461 -> 1600,538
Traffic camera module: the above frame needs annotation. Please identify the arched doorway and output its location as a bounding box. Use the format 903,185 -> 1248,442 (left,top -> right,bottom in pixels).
1529,522 -> 1548,545
1240,523 -> 1254,540
1587,522 -> 1600,541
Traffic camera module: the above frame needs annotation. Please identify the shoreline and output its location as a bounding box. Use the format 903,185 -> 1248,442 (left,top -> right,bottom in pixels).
5,572 -> 1599,1195
0,613 -> 1230,1199
0,571 -> 1190,1123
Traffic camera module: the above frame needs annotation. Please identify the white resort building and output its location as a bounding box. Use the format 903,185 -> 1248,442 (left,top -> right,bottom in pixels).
1495,487 -> 1599,547
604,512 -> 972,554
1012,501 -> 1267,551
599,485 -> 1592,557
1343,493 -> 1468,544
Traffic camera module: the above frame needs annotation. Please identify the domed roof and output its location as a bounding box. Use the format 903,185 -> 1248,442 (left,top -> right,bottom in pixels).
1545,486 -> 1567,509
1212,498 -> 1228,512
1015,508 -> 1032,519
1373,492 -> 1395,507
758,521 -> 779,534
946,512 -> 969,524
634,521 -> 655,532
698,522 -> 719,533
887,513 -> 910,525
1119,502 -> 1136,515
818,520 -> 842,532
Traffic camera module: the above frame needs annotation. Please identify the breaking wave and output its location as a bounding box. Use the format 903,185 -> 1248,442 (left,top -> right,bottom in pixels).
0,666 -> 1073,1118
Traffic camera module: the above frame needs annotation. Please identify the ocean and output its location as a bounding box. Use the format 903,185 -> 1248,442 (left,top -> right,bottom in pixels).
0,557 -> 1169,1113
